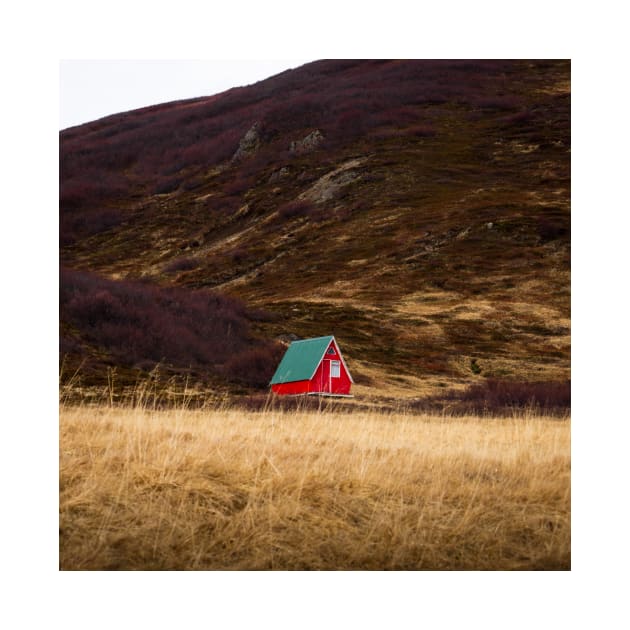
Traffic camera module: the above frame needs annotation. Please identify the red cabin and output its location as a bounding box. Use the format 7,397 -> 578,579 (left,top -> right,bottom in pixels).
270,335 -> 354,396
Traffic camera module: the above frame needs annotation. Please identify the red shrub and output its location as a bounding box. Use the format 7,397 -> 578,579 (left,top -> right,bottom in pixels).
60,207 -> 124,245
223,343 -> 285,388
473,96 -> 522,111
501,109 -> 534,126
229,247 -> 248,264
163,257 -> 199,273
537,218 -> 569,242
456,379 -> 571,413
152,176 -> 183,195
223,173 -> 255,196
277,199 -> 314,220
60,268 -> 278,387
60,173 -> 129,210
409,125 -> 437,137
410,379 -> 571,416
371,125 -> 436,142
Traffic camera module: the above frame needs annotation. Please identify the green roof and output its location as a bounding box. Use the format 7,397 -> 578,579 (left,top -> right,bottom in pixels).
270,336 -> 334,385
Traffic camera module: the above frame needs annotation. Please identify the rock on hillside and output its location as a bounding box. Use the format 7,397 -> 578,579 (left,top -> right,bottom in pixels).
290,129 -> 325,153
232,122 -> 262,162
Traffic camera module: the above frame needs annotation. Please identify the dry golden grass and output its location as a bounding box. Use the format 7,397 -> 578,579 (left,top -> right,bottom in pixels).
59,402 -> 570,570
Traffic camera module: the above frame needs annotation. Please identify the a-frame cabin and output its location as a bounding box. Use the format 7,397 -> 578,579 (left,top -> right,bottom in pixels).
270,335 -> 354,396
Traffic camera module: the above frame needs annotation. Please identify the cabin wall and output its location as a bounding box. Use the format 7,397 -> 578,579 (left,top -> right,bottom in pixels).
324,340 -> 352,394
271,380 -> 311,395
333,363 -> 353,395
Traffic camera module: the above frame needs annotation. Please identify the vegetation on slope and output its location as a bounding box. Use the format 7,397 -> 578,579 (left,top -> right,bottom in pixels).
60,59 -> 570,400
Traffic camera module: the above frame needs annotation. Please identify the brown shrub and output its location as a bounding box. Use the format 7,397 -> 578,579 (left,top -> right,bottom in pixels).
409,379 -> 571,416
60,268 -> 278,387
163,257 -> 199,273
277,199 -> 315,220
223,343 -> 285,388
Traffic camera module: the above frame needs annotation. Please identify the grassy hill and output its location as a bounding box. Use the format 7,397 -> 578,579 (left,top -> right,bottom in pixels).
60,59 -> 570,406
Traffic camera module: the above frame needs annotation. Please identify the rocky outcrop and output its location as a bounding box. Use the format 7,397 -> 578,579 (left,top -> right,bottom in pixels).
289,129 -> 324,154
268,167 -> 290,183
298,157 -> 367,204
232,122 -> 261,161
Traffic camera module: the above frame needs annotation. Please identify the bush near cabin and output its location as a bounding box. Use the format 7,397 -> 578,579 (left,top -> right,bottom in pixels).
60,268 -> 282,388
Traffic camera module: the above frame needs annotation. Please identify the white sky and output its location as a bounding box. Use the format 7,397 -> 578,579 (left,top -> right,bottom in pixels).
59,60 -> 312,130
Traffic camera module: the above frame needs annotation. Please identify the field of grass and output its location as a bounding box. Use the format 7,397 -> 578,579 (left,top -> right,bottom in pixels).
59,401 -> 570,570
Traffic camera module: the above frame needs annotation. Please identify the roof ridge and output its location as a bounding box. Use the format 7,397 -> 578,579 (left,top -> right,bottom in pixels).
291,335 -> 333,343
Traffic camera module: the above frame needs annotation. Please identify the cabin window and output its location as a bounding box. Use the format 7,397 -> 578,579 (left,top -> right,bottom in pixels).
331,360 -> 341,378
327,347 -> 336,355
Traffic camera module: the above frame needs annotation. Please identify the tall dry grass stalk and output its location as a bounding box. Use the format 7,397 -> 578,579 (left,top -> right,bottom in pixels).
59,402 -> 570,570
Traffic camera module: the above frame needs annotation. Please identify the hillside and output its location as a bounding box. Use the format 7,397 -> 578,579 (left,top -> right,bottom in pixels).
60,60 -> 570,404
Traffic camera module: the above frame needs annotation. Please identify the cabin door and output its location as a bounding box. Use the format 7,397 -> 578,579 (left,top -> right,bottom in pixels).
320,359 -> 341,393
321,359 -> 331,393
